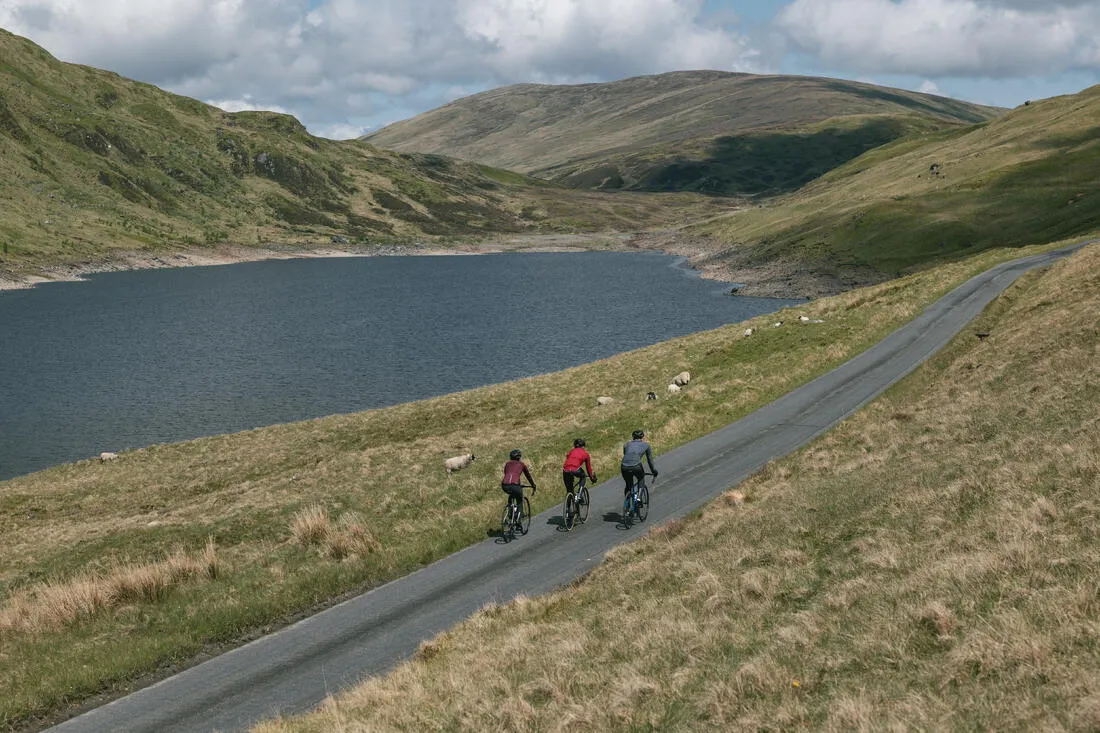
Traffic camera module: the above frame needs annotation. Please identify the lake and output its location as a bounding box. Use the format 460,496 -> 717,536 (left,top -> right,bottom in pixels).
0,252 -> 800,480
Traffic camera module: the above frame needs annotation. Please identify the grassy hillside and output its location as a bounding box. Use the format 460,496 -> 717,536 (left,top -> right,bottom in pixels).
0,30 -> 723,284
256,242 -> 1099,732
364,71 -> 1002,195
682,85 -> 1100,294
0,238 -> 1075,729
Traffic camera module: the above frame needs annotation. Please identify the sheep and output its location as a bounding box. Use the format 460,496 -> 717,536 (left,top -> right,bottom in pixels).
99,451 -> 119,463
672,371 -> 691,386
645,391 -> 657,401
444,453 -> 476,475
744,328 -> 754,337
772,321 -> 784,328
667,383 -> 682,394
799,315 -> 810,322
596,396 -> 614,406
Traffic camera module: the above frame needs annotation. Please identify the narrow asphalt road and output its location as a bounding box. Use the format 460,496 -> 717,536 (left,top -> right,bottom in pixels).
50,243 -> 1090,733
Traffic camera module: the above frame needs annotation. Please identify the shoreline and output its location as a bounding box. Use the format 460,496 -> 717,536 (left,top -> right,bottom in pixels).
0,234 -> 624,293
0,232 -> 831,299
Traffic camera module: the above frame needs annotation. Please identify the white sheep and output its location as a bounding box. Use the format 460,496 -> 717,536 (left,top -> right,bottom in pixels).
444,453 -> 476,474
99,451 -> 119,463
772,321 -> 784,328
672,371 -> 691,386
667,383 -> 682,394
744,328 -> 754,337
596,396 -> 614,406
799,315 -> 810,322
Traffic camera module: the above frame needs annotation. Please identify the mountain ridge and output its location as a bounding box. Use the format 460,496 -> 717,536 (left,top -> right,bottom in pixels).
364,70 -> 1004,194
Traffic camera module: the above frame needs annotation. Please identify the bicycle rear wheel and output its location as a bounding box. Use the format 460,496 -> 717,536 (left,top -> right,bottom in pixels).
637,486 -> 649,522
501,502 -> 514,541
563,493 -> 577,531
519,497 -> 532,535
578,486 -> 590,524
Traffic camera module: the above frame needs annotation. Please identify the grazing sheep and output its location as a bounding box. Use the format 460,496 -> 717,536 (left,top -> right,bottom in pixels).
99,451 -> 119,463
672,371 -> 691,386
667,383 -> 682,394
799,315 -> 810,322
444,453 -> 476,475
596,396 -> 614,406
744,328 -> 754,337
645,391 -> 657,401
772,321 -> 784,328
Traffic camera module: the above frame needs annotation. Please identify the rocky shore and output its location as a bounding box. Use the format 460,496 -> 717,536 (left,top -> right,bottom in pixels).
0,232 -> 842,300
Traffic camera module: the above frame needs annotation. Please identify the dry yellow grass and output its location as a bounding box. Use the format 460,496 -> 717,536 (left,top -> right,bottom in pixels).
0,538 -> 217,635
255,245 -> 1099,731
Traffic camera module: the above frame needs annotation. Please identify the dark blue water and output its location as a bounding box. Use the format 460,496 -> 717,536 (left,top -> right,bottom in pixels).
0,252 -> 798,480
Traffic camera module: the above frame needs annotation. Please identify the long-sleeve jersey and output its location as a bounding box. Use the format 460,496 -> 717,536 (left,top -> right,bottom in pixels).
562,447 -> 594,477
501,459 -> 535,486
621,439 -> 656,472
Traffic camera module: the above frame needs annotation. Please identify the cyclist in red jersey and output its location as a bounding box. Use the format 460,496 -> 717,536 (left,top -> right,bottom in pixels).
501,449 -> 536,508
562,438 -> 597,497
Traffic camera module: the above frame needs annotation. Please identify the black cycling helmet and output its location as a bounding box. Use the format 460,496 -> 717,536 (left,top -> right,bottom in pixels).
573,438 -> 586,448
632,430 -> 645,440
509,449 -> 522,460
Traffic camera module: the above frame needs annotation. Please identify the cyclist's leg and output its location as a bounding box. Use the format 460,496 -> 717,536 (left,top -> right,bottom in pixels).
562,470 -> 576,494
620,464 -> 636,497
503,483 -> 523,510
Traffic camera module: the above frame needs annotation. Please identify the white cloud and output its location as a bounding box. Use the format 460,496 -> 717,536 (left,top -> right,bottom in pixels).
314,122 -> 372,140
777,0 -> 1100,77
919,79 -> 941,95
0,0 -> 765,132
206,96 -> 293,115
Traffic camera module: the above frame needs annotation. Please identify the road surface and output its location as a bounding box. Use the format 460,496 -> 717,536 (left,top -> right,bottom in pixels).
50,242 -> 1090,732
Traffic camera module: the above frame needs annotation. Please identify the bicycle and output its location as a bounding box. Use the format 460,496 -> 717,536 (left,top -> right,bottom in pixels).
621,473 -> 653,528
501,484 -> 534,541
562,475 -> 592,531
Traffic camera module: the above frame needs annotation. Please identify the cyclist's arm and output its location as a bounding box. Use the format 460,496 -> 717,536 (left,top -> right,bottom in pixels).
583,453 -> 595,479
645,445 -> 657,474
522,464 -> 536,489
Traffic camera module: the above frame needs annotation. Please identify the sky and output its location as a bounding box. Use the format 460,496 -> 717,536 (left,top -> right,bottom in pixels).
2,0 -> 1099,139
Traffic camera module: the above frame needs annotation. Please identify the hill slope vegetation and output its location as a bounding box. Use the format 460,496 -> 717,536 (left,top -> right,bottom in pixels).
678,84 -> 1100,295
0,30 -> 721,283
364,71 -> 1002,195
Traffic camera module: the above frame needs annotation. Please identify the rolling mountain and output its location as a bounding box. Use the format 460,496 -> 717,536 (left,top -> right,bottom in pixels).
679,84 -> 1100,295
0,29 -> 716,282
364,71 -> 1003,195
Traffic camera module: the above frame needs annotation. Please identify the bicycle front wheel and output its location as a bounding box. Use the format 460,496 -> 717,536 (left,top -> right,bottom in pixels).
501,503 -> 514,541
563,493 -> 577,531
519,497 -> 532,535
578,486 -> 590,524
637,486 -> 650,522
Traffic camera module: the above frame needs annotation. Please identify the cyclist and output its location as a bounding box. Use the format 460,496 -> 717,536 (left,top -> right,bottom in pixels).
621,429 -> 657,498
502,449 -> 536,509
562,438 -> 597,499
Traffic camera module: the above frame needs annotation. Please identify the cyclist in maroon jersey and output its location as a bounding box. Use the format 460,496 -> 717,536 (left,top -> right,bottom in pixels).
501,449 -> 536,508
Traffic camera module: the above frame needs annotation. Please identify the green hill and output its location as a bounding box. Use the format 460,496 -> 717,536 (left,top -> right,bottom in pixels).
363,71 -> 1003,195
685,84 -> 1100,294
0,30 -> 721,284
